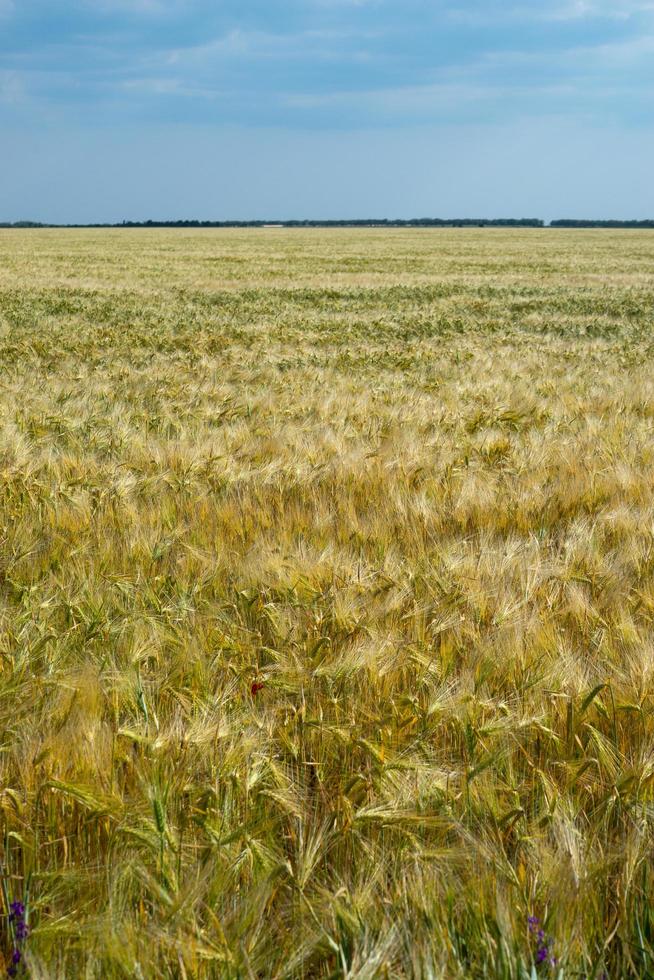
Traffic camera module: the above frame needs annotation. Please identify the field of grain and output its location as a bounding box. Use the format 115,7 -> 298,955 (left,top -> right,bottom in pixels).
1,228 -> 654,978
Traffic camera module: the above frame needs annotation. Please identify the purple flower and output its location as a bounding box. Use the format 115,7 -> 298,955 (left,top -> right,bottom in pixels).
529,913 -> 556,970
6,897 -> 29,977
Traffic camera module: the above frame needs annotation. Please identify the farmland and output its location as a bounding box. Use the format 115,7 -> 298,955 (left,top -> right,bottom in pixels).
1,228 -> 654,977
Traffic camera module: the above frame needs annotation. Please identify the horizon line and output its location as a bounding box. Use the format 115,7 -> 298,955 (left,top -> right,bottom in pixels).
3,217 -> 654,229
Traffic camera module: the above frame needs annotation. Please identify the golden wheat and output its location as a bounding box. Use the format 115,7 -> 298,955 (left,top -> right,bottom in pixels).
0,228 -> 653,977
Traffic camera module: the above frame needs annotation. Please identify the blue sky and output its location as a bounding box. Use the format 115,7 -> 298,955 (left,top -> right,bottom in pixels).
1,0 -> 653,221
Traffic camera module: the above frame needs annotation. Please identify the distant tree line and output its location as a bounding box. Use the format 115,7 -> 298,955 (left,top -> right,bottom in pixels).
0,221 -> 45,228
549,219 -> 654,228
1,217 -> 653,229
0,218 -> 545,228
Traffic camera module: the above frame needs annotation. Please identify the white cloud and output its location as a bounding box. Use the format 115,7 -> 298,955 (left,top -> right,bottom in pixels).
447,0 -> 654,24
163,27 -> 374,68
0,70 -> 25,104
546,0 -> 654,19
479,30 -> 654,71
84,0 -> 178,13
121,76 -> 221,98
282,78 -> 580,118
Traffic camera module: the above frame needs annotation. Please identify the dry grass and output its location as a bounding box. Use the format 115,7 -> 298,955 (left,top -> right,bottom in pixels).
1,227 -> 654,977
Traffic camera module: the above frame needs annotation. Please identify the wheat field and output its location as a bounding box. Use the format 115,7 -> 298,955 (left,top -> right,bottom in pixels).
1,228 -> 654,978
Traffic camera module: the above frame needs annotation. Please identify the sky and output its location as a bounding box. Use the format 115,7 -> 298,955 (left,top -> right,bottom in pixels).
1,0 -> 653,222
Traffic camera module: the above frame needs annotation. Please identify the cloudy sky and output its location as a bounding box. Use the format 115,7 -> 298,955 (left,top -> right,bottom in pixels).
1,0 -> 653,222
